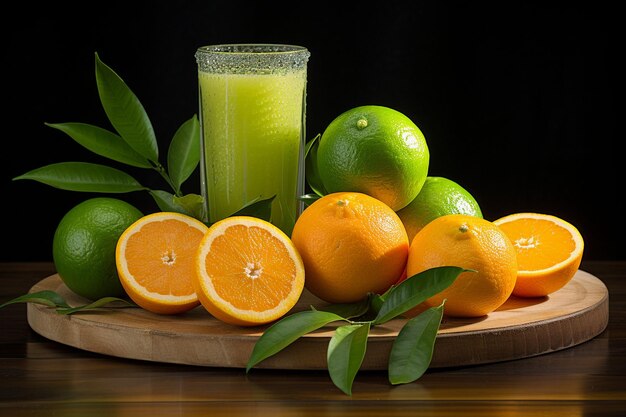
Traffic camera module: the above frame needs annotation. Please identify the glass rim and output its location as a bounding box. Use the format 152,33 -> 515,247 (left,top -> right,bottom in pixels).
196,43 -> 309,55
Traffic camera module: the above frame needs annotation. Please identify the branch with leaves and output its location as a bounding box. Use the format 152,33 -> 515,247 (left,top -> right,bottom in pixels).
12,52 -> 273,223
247,266 -> 469,395
0,290 -> 136,315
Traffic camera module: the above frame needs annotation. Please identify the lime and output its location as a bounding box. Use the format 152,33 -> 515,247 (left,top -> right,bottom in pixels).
316,105 -> 429,211
52,197 -> 143,300
396,176 -> 483,243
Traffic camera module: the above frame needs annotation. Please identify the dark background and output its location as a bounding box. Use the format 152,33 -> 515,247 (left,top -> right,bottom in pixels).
2,2 -> 619,261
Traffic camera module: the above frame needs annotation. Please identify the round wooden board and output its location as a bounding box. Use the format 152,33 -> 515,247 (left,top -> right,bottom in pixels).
27,270 -> 608,370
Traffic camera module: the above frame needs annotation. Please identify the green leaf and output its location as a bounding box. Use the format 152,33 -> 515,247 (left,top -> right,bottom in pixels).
304,133 -> 320,159
369,283 -> 398,316
388,302 -> 445,384
246,309 -> 346,372
373,266 -> 468,325
45,122 -> 151,168
95,52 -> 158,163
167,115 -> 200,194
148,189 -> 179,211
316,295 -> 372,320
230,195 -> 275,222
0,290 -> 70,309
173,193 -> 205,221
56,297 -> 136,315
149,191 -> 206,223
13,162 -> 147,193
304,134 -> 328,197
149,190 -> 193,215
327,323 -> 370,395
297,193 -> 320,207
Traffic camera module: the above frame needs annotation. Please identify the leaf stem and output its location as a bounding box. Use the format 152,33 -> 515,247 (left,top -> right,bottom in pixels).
348,320 -> 375,326
152,162 -> 180,196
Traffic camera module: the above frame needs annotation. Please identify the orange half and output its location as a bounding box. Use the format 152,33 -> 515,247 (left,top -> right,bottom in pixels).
494,212 -> 584,297
116,212 -> 210,314
195,216 -> 305,326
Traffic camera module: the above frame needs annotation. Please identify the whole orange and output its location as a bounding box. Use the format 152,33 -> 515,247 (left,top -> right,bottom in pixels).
291,192 -> 409,303
405,214 -> 517,317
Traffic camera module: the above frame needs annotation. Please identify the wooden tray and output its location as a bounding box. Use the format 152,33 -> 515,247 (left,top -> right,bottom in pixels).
27,270 -> 609,370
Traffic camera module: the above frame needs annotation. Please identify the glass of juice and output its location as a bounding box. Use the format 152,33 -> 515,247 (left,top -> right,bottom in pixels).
195,44 -> 310,235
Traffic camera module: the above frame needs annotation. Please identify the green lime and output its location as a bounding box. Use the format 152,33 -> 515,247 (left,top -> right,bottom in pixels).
396,176 -> 483,243
52,197 -> 143,300
316,105 -> 429,211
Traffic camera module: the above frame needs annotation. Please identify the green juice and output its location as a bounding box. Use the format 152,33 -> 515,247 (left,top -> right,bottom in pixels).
198,70 -> 307,234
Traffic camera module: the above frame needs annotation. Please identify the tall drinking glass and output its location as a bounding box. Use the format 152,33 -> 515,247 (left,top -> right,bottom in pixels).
195,44 -> 310,235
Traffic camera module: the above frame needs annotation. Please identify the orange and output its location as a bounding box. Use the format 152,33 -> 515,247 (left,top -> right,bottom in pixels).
291,192 -> 409,304
195,216 -> 305,327
116,212 -> 210,315
316,105 -> 429,211
405,214 -> 518,317
493,213 -> 584,297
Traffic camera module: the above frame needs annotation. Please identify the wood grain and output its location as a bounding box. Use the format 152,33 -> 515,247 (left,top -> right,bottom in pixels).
26,269 -> 608,370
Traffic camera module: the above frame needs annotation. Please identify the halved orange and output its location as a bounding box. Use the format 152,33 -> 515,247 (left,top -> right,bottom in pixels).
493,212 -> 584,297
116,212 -> 210,314
195,216 -> 305,327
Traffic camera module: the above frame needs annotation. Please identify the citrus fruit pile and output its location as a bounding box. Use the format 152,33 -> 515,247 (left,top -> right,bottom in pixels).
50,104 -> 585,326
299,104 -> 584,316
52,198 -> 305,326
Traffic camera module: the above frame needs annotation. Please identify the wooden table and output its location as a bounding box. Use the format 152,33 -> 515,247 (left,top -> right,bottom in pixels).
1,261 -> 625,416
